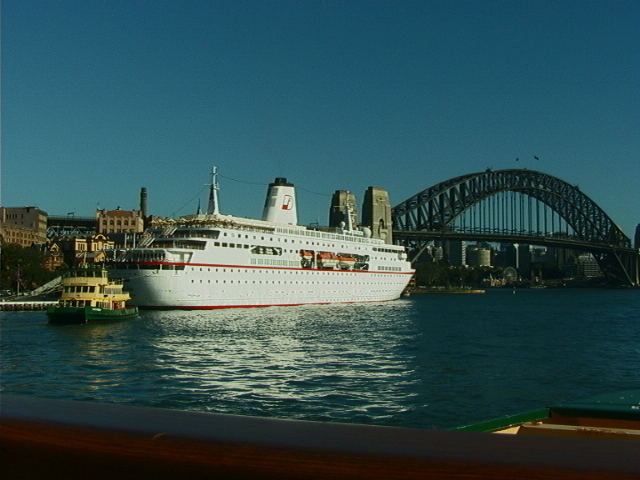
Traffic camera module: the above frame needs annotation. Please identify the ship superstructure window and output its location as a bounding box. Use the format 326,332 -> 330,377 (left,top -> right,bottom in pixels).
174,229 -> 220,239
151,240 -> 206,250
251,246 -> 282,256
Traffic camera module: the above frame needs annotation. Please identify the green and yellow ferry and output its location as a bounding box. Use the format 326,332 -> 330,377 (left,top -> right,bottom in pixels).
46,267 -> 138,324
457,390 -> 640,440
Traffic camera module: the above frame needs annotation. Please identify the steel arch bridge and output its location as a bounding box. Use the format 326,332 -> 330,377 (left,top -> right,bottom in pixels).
392,169 -> 638,286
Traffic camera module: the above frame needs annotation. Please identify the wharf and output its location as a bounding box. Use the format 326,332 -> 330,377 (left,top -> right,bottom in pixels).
0,301 -> 57,311
412,288 -> 486,295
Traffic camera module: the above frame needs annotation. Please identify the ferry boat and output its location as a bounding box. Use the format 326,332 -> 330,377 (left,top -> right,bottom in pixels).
107,172 -> 414,309
457,390 -> 640,440
46,267 -> 138,324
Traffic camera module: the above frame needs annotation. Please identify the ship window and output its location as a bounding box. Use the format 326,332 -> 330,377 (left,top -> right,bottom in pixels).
222,243 -> 228,247
215,242 -> 220,246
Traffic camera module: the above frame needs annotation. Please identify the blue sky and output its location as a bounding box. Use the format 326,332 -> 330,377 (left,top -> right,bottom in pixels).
2,0 -> 638,237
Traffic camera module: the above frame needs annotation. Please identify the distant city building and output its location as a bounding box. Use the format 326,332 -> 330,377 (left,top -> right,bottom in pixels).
444,240 -> 466,266
96,208 -> 144,235
516,243 -> 532,278
466,246 -> 491,267
635,224 -> 640,249
0,206 -> 48,247
432,245 -> 444,262
576,253 -> 603,278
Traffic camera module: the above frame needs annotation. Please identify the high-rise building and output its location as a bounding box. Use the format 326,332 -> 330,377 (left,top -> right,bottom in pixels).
576,253 -> 602,278
444,240 -> 466,266
635,224 -> 640,249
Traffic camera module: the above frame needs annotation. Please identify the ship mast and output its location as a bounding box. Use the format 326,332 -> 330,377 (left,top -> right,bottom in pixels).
207,166 -> 220,215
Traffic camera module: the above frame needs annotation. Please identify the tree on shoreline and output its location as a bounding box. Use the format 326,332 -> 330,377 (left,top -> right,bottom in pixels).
0,243 -> 61,292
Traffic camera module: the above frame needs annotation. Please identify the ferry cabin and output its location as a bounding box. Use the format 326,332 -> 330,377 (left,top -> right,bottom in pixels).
58,269 -> 131,310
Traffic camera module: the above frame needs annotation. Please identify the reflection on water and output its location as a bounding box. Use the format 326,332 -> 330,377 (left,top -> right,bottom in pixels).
2,290 -> 640,429
142,301 -> 421,423
1,301 -> 422,425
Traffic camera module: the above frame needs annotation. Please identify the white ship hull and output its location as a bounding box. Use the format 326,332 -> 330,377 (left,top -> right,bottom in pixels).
116,267 -> 411,309
108,216 -> 414,309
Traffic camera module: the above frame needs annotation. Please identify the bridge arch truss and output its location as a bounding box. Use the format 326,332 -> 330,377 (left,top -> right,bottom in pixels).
392,169 -> 637,286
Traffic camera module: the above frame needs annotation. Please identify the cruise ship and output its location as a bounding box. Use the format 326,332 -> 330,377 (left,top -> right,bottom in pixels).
107,172 -> 414,309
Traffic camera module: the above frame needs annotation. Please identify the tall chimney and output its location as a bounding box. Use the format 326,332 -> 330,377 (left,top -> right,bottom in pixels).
140,187 -> 148,226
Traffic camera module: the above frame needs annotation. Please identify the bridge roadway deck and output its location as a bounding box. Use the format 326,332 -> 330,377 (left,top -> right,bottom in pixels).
393,230 -> 637,255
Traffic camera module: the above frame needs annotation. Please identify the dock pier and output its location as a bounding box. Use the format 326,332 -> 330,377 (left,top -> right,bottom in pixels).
0,301 -> 57,311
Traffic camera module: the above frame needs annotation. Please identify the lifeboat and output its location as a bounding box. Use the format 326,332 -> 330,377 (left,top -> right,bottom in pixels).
316,252 -> 338,269
337,256 -> 356,270
300,250 -> 314,268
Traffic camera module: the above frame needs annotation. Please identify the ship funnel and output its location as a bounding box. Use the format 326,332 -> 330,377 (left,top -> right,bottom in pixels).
262,177 -> 298,225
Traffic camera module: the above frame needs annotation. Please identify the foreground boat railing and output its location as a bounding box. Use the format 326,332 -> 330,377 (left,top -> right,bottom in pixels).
1,394 -> 639,479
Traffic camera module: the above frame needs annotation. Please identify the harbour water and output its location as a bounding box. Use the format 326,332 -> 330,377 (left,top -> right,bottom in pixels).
1,288 -> 639,430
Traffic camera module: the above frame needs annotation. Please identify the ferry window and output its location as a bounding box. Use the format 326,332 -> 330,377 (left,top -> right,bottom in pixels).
222,243 -> 228,247
229,243 -> 235,248
215,242 -> 220,246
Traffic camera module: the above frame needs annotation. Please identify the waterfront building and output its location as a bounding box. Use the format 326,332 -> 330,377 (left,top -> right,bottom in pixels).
55,234 -> 115,266
635,224 -> 640,249
0,206 -> 48,247
42,242 -> 65,271
96,208 -> 144,235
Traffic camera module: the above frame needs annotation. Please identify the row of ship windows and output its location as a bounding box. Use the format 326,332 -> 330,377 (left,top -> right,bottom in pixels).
64,286 -> 97,293
190,239 -> 397,261
187,267 -> 402,275
214,231 -> 372,251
